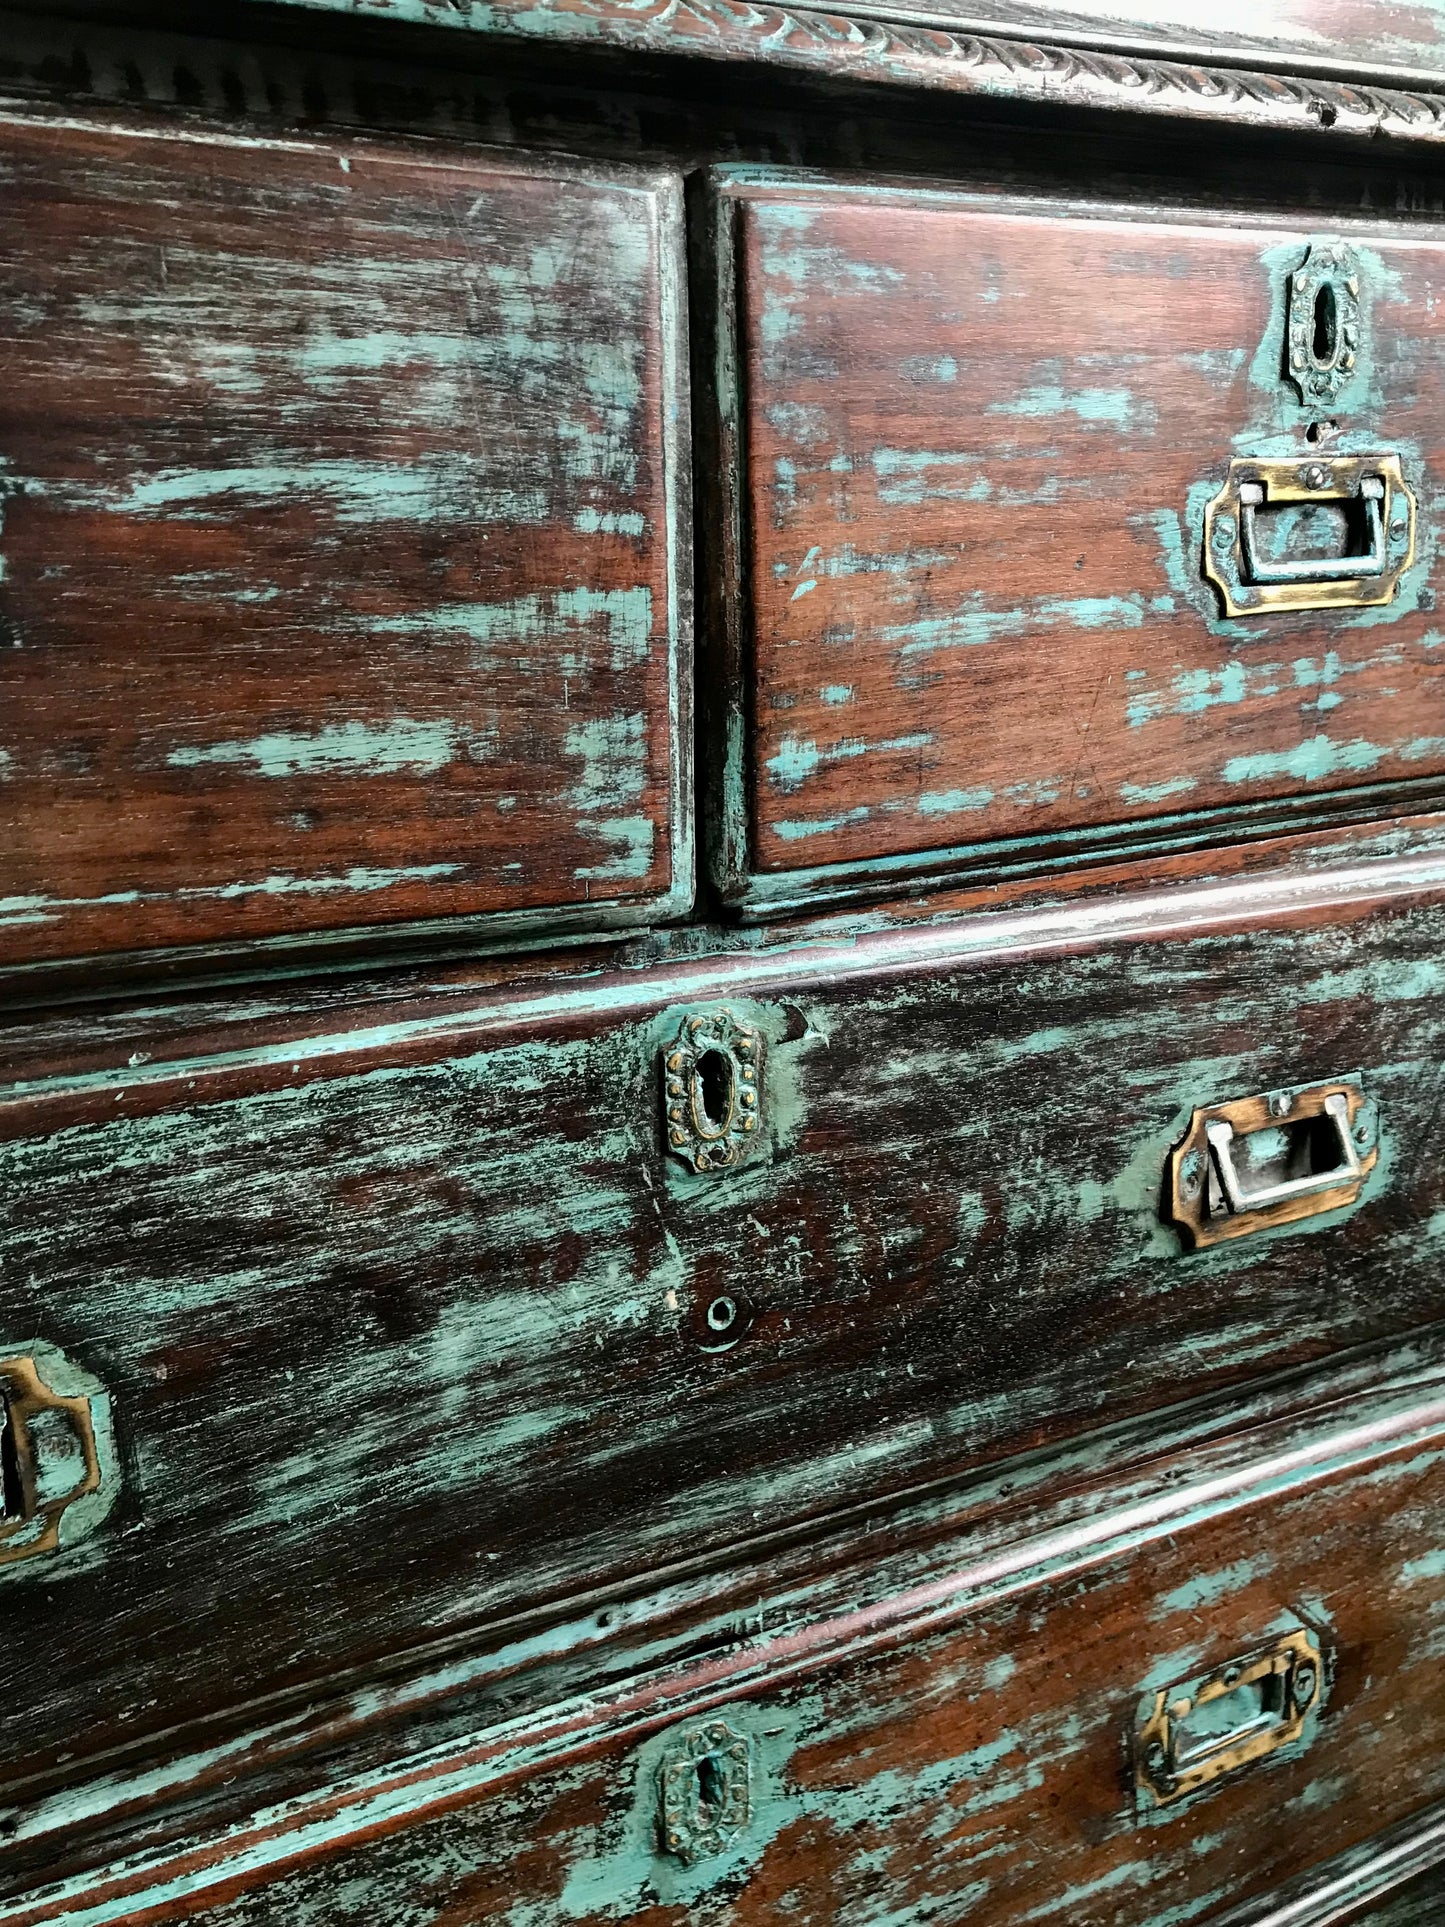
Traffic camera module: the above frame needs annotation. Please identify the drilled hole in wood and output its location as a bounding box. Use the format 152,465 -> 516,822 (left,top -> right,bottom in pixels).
706,1295 -> 740,1335
1305,420 -> 1338,445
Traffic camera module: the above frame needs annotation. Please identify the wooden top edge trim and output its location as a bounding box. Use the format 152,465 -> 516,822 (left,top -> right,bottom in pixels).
247,0 -> 1445,146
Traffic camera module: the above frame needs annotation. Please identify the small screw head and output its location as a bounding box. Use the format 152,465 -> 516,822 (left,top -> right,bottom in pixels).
1269,1091 -> 1293,1118
1293,1663 -> 1318,1709
1304,463 -> 1331,490
1180,1149 -> 1204,1200
1144,1740 -> 1167,1774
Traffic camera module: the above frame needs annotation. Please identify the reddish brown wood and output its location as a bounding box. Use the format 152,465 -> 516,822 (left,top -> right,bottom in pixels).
717,179 -> 1445,904
0,111 -> 690,976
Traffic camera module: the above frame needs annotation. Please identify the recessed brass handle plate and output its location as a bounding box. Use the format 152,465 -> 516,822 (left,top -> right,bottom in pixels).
0,1351 -> 109,1566
1134,1628 -> 1324,1808
1203,454 -> 1415,617
1166,1078 -> 1377,1250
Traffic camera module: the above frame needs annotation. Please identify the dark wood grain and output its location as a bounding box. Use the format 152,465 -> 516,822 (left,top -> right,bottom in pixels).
713,177 -> 1445,910
3,869 -> 1445,1807
38,1360 -> 1445,1927
0,109 -> 690,977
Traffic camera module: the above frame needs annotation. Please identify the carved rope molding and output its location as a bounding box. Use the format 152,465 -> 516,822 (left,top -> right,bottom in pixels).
292,0 -> 1445,143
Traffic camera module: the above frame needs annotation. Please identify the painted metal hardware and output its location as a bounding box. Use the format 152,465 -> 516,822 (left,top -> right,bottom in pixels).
662,1010 -> 763,1173
1135,1627 -> 1324,1807
0,1350 -> 112,1567
1166,1078 -> 1377,1250
1203,455 -> 1415,616
1286,242 -> 1361,408
657,1718 -> 752,1862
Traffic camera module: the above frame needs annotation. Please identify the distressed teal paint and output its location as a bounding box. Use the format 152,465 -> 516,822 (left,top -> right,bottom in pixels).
900,353 -> 958,382
881,592 -> 1145,660
556,1701 -> 816,1918
1127,660 -> 1280,728
987,380 -> 1151,430
916,787 -> 994,816
574,508 -> 646,536
765,731 -> 934,792
821,684 -> 854,706
1120,776 -> 1197,804
166,719 -> 483,779
373,585 -> 653,673
1151,1556 -> 1270,1618
1220,726 -> 1445,786
0,863 -> 464,927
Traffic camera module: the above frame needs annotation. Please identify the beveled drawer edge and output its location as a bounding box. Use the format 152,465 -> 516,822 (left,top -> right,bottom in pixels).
7,1331 -> 1445,1924
1207,1797 -> 1445,1927
5,839 -> 1445,1140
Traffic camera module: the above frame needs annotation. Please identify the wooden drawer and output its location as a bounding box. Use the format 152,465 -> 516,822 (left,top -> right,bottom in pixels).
1,857 -> 1444,1797
29,1345 -> 1445,1925
0,111 -> 689,983
705,173 -> 1445,915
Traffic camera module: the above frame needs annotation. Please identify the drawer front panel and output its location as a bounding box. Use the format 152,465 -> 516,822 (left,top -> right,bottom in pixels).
1,887 -> 1444,1784
0,113 -> 688,973
716,178 -> 1445,907
157,1386 -> 1445,1927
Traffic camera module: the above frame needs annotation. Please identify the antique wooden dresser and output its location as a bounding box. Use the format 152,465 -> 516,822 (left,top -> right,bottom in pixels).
5,1 -> 1445,1920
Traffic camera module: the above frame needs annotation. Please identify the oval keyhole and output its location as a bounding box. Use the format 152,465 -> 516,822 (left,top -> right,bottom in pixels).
690,1048 -> 735,1141
1312,282 -> 1339,365
695,1751 -> 727,1821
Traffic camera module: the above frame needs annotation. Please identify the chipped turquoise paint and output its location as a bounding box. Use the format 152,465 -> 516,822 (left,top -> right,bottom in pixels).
917,787 -> 994,816
1400,1546 -> 1445,1584
1151,1556 -> 1270,1618
1120,776 -> 1197,804
765,731 -> 934,792
166,719 -> 482,779
900,353 -> 958,382
574,508 -> 646,536
987,380 -> 1150,430
0,863 -> 464,927
373,585 -> 654,673
1222,733 -> 1408,785
90,462 -> 488,524
563,713 -> 655,882
821,684 -> 854,706
881,592 -> 1145,660
772,806 -> 873,841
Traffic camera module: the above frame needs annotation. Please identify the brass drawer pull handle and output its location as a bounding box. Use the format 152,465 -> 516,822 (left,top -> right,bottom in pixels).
0,1348 -> 117,1568
1238,472 -> 1385,584
1203,453 -> 1415,616
1166,1078 -> 1377,1249
1205,1088 -> 1360,1213
1135,1628 -> 1324,1808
